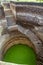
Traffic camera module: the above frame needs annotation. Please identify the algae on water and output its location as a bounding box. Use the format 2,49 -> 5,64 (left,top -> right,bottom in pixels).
3,44 -> 36,65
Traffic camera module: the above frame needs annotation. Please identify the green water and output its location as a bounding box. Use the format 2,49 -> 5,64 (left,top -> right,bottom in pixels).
3,44 -> 36,65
